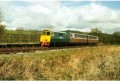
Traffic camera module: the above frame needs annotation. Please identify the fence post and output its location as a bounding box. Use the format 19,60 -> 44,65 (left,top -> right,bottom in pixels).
9,33 -> 10,43
28,30 -> 30,43
37,32 -> 39,42
20,33 -> 21,43
3,33 -> 5,43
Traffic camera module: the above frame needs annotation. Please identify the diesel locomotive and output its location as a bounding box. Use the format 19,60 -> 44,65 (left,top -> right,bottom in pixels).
40,30 -> 99,46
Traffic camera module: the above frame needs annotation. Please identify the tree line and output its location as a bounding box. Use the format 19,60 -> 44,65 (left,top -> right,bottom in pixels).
89,28 -> 120,44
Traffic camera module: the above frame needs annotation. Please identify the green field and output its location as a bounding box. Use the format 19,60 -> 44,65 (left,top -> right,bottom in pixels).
0,45 -> 120,80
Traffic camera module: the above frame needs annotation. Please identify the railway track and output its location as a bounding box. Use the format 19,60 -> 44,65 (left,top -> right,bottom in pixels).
0,45 -> 96,54
0,43 -> 43,54
0,47 -> 47,54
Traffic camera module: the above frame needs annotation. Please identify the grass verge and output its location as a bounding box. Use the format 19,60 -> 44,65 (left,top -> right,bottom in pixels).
0,45 -> 120,80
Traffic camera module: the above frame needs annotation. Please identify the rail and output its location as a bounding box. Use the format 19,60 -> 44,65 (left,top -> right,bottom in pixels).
0,45 -> 97,54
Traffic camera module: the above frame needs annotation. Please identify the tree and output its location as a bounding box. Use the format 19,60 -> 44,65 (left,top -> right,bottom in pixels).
113,31 -> 120,36
89,28 -> 108,44
0,24 -> 5,34
112,31 -> 120,44
0,24 -> 5,42
16,27 -> 24,31
0,10 -> 2,22
90,28 -> 102,34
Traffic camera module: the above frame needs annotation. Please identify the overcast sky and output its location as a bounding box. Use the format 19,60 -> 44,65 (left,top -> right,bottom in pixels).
0,1 -> 120,33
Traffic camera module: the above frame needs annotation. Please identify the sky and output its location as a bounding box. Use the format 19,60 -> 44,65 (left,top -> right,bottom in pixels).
0,1 -> 120,33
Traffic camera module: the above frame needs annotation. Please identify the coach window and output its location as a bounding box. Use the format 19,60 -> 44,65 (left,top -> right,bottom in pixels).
70,34 -> 73,37
94,37 -> 97,39
59,33 -> 63,37
83,35 -> 87,38
74,34 -> 77,38
79,35 -> 82,38
64,33 -> 67,37
92,37 -> 97,39
89,36 -> 97,39
79,35 -> 86,38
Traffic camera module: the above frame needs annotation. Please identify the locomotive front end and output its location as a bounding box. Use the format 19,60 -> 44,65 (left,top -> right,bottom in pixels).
40,30 -> 53,47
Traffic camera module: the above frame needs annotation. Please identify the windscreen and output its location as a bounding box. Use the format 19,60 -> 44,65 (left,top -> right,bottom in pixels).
42,31 -> 50,35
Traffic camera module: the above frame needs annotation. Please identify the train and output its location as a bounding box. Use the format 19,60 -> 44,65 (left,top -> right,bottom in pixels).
40,30 -> 99,46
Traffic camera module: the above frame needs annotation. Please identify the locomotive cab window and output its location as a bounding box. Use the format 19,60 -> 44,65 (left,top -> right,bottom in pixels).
41,31 -> 51,35
47,32 -> 50,35
42,32 -> 46,35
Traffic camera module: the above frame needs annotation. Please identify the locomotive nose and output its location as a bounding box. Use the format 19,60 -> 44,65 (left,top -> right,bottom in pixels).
40,35 -> 51,47
40,37 -> 50,46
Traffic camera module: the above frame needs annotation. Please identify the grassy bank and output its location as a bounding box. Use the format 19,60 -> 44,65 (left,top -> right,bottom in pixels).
0,45 -> 120,80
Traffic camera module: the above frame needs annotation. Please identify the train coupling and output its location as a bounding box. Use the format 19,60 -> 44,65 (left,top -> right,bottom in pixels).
41,42 -> 50,47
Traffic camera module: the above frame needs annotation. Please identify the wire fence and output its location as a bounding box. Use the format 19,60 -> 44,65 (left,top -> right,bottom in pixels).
0,32 -> 40,43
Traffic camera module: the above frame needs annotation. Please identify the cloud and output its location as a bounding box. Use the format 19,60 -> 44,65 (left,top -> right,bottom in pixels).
79,3 -> 119,23
0,9 -> 2,22
0,1 -> 120,33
